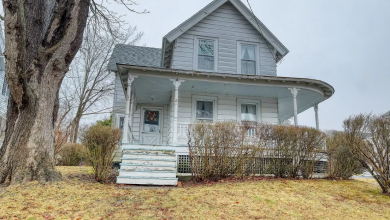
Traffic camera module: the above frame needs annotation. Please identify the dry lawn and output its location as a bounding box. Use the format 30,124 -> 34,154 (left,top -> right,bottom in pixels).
0,166 -> 389,220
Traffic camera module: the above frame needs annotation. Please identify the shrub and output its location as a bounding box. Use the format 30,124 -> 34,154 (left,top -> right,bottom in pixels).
81,124 -> 121,184
57,143 -> 85,166
266,125 -> 326,179
343,114 -> 390,194
188,122 -> 326,181
326,131 -> 362,179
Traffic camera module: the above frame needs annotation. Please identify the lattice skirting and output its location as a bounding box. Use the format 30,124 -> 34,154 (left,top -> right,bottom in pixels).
177,155 -> 328,175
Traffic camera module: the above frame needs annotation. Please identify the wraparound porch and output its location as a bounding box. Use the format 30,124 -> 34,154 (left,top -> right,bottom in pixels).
116,65 -> 334,146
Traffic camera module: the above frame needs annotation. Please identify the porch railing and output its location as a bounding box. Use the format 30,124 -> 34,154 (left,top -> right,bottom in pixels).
177,122 -> 257,140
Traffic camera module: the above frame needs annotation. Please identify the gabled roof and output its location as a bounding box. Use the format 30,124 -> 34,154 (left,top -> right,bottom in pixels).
162,0 -> 289,66
107,45 -> 161,71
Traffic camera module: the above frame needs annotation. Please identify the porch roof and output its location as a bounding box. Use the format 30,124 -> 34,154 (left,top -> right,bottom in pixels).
116,64 -> 335,122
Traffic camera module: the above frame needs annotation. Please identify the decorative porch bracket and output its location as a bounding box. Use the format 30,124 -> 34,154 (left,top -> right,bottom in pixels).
288,87 -> 300,126
314,103 -> 319,130
170,78 -> 185,146
122,75 -> 138,144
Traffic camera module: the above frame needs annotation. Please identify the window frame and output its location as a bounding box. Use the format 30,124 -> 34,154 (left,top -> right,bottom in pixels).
192,95 -> 218,122
237,41 -> 261,75
236,99 -> 261,123
193,36 -> 218,72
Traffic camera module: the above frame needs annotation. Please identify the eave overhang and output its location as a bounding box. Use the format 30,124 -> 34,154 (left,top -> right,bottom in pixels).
118,64 -> 333,97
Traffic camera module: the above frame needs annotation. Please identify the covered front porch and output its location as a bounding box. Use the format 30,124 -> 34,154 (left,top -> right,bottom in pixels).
117,65 -> 334,147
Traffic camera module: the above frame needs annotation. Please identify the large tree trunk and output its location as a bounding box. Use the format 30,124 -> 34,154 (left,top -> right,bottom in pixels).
0,0 -> 90,185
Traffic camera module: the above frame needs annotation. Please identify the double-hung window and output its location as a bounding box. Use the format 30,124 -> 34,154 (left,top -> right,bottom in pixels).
237,99 -> 261,123
237,42 -> 260,75
192,96 -> 217,122
194,37 -> 218,72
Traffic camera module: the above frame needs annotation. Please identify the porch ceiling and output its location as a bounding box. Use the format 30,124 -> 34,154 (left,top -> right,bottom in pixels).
118,64 -> 334,123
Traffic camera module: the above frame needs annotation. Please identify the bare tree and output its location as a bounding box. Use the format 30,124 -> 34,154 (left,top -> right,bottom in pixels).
0,0 -> 146,185
63,25 -> 143,143
343,114 -> 390,194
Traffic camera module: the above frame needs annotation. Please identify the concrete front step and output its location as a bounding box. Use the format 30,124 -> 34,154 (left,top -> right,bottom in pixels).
121,159 -> 176,166
119,170 -> 177,178
117,176 -> 178,186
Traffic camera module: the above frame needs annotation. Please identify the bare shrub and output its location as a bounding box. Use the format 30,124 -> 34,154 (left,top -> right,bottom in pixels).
188,122 -> 326,181
343,114 -> 390,194
81,124 -> 121,184
58,143 -> 85,166
326,131 -> 362,179
267,125 -> 326,179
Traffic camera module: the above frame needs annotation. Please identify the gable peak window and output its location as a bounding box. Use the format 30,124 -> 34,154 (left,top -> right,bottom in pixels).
194,37 -> 218,72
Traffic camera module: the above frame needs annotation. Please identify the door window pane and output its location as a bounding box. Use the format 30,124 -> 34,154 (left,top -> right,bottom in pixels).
119,117 -> 125,130
143,110 -> 160,133
241,104 -> 257,121
241,45 -> 256,75
198,39 -> 214,71
196,101 -> 213,120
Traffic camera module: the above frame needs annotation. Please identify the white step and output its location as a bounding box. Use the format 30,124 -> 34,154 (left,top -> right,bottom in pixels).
121,159 -> 176,166
123,145 -> 177,152
122,154 -> 176,160
121,165 -> 176,172
120,163 -> 176,172
117,176 -> 178,186
119,170 -> 177,178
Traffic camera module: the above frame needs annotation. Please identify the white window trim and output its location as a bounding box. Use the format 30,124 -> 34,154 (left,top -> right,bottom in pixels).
193,36 -> 219,72
237,99 -> 262,123
192,95 -> 218,122
237,41 -> 261,75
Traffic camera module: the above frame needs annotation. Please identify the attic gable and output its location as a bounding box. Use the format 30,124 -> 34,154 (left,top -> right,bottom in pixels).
161,0 -> 289,67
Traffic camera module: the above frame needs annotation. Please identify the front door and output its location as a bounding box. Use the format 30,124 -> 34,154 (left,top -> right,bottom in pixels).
141,108 -> 162,145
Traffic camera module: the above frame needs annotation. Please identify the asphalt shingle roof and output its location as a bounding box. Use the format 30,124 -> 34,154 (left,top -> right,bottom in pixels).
107,44 -> 162,71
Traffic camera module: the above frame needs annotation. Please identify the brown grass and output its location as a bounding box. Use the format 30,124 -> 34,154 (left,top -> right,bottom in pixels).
0,167 -> 389,219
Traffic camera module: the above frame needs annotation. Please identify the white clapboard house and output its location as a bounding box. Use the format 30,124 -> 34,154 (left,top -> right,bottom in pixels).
108,0 -> 334,185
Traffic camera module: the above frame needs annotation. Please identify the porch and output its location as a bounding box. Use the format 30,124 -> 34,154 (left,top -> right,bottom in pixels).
115,65 -> 334,185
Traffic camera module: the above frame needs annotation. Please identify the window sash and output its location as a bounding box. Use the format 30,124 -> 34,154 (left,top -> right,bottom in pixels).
241,104 -> 257,122
196,101 -> 213,120
197,39 -> 215,71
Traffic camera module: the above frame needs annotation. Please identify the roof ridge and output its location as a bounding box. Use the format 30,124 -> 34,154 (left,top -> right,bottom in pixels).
115,44 -> 162,50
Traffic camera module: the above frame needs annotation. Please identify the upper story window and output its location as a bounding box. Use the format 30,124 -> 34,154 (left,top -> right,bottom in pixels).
237,42 -> 260,75
194,37 -> 218,72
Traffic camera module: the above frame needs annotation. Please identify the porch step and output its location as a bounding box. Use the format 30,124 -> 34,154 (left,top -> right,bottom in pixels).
119,170 -> 176,178
117,145 -> 178,186
117,176 -> 178,186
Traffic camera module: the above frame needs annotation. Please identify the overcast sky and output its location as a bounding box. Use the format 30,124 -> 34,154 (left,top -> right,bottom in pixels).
113,0 -> 390,131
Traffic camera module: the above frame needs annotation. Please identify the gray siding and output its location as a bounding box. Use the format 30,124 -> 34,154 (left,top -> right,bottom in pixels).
112,72 -> 126,115
171,2 -> 277,76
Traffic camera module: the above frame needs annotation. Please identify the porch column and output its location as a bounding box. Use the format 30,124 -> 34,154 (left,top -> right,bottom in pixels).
314,103 -> 319,130
170,79 -> 185,146
122,75 -> 137,144
288,87 -> 300,126
129,92 -> 136,142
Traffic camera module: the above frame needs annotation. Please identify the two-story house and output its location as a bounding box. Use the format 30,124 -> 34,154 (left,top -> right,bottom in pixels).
108,0 -> 334,185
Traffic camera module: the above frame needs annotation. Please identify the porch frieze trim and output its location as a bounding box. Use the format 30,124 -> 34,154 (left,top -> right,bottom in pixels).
120,65 -> 333,99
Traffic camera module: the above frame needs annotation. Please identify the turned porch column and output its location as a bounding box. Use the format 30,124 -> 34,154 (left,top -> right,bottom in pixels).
288,87 -> 300,126
171,79 -> 185,146
122,75 -> 137,144
314,103 -> 319,130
